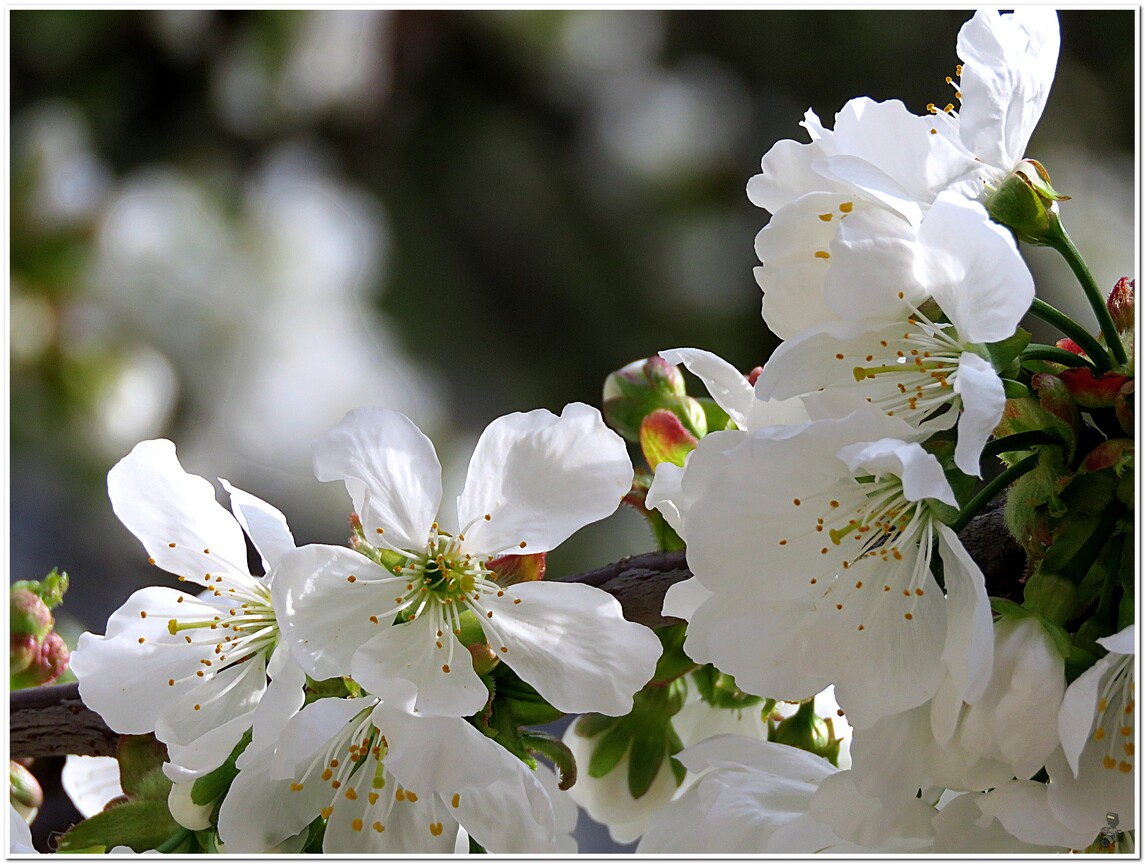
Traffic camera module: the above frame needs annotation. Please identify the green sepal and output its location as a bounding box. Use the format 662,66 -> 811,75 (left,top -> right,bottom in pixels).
191,728 -> 252,806
987,328 -> 1032,376
12,567 -> 69,609
627,733 -> 668,800
502,696 -> 564,727
691,664 -> 762,709
522,730 -> 577,790
587,724 -> 631,779
651,623 -> 698,684
696,397 -> 734,433
55,800 -> 181,854
574,712 -> 618,739
117,734 -> 171,802
1001,379 -> 1030,399
989,598 -> 1074,664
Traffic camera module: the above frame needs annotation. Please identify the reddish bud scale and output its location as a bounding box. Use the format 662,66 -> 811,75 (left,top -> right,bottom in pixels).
1057,368 -> 1131,409
1054,337 -> 1087,357
1107,277 -> 1135,334
1079,439 -> 1134,476
640,408 -> 699,469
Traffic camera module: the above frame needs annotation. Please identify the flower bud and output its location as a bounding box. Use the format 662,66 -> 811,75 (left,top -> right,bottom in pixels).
985,159 -> 1070,247
10,760 -> 43,822
10,631 -> 70,689
168,781 -> 213,831
602,357 -> 707,442
10,589 -> 53,640
1107,277 -> 1135,335
639,409 -> 699,469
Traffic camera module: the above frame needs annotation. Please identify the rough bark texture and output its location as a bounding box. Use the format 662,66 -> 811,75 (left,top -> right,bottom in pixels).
10,504 -> 1022,757
9,681 -> 119,758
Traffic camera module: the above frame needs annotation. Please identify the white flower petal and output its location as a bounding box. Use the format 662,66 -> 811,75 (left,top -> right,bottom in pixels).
976,778 -> 1094,850
646,459 -> 686,535
936,523 -> 994,706
107,439 -> 250,583
237,642 -> 307,771
9,804 -> 35,854
478,581 -> 660,716
351,614 -> 488,718
1056,653 -> 1114,777
375,704 -> 556,852
71,587 -> 226,734
62,756 -> 123,819
658,347 -> 755,428
457,403 -> 632,555
952,352 -> 1006,477
272,544 -> 404,681
313,407 -> 441,551
661,576 -> 712,621
155,656 -> 266,776
957,9 -> 1060,169
916,192 -> 1033,344
220,479 -> 295,575
837,437 -> 956,507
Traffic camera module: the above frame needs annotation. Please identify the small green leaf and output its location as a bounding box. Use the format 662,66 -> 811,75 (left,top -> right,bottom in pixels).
587,724 -> 632,779
56,800 -> 180,854
626,734 -> 667,799
987,327 -> 1032,373
574,712 -> 618,739
1001,379 -> 1030,399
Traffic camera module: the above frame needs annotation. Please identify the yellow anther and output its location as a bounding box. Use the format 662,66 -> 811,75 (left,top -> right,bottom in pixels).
818,212 -> 833,222
429,822 -> 444,837
290,782 -> 305,792
814,250 -> 831,260
838,202 -> 853,213
321,806 -> 334,820
345,787 -> 358,801
372,822 -> 385,833
451,793 -> 460,809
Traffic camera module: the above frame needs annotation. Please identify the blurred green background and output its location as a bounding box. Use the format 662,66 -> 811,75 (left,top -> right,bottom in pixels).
9,8 -> 1136,852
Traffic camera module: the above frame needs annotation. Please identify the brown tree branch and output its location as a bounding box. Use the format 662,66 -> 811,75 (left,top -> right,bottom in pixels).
9,682 -> 119,758
9,503 -> 1022,757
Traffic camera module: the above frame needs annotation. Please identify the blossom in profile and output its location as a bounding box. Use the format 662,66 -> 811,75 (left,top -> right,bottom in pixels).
70,440 -> 305,780
274,404 -> 661,718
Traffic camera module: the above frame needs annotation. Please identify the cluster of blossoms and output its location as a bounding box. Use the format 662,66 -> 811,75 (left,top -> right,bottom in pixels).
622,8 -> 1134,854
66,406 -> 662,853
31,8 -> 1134,857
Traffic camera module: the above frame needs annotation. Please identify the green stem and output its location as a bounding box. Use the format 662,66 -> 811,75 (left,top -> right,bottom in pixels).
1028,298 -> 1112,373
950,452 -> 1040,534
1020,344 -> 1096,370
1047,222 -> 1129,368
154,828 -> 191,854
981,430 -> 1059,460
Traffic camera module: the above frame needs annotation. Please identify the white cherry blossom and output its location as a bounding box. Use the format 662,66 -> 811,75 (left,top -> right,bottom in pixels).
216,695 -> 557,854
70,440 -> 305,780
274,405 -> 661,718
932,8 -> 1060,192
661,409 -> 993,729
